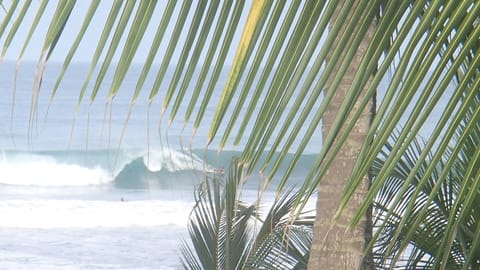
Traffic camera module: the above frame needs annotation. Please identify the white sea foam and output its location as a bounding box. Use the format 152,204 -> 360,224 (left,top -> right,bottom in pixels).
0,153 -> 113,186
142,149 -> 215,173
0,199 -> 192,228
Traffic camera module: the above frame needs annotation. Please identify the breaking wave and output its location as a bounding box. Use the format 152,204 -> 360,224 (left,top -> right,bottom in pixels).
0,148 -> 219,188
0,153 -> 112,186
0,147 -> 315,188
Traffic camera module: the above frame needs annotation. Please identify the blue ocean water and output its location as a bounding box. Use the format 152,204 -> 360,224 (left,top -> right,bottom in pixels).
0,61 -> 317,269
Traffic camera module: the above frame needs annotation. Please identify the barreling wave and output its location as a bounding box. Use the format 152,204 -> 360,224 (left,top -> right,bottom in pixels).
0,148 -> 221,188
0,148 -> 316,188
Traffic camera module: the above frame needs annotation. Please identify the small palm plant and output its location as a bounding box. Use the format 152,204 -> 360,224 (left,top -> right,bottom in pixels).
179,160 -> 314,270
372,106 -> 479,269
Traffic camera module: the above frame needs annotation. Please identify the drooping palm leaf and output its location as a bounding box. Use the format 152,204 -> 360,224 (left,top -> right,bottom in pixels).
47,0 -> 100,112
0,0 -> 20,46
88,0 -> 135,103
0,0 -> 30,60
1,0 -> 479,267
190,0 -> 246,132
168,0 -> 220,123
76,0 -> 123,108
107,0 -> 156,99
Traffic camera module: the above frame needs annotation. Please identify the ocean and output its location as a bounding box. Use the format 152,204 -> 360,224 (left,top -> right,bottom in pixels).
0,61 -> 318,269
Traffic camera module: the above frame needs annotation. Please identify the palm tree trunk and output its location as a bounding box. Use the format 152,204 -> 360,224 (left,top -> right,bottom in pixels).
307,2 -> 376,269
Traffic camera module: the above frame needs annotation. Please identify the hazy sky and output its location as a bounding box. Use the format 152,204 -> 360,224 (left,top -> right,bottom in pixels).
2,1 -> 164,62
2,1 -> 244,64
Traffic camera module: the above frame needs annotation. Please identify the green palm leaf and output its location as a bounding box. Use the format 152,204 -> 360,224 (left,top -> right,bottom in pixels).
373,100 -> 480,269
180,159 -> 313,270
1,0 -> 479,267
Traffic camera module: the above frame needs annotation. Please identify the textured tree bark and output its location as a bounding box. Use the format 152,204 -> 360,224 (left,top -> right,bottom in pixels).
307,1 -> 376,270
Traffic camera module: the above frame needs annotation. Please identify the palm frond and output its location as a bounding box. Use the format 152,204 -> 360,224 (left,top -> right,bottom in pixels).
1,1 -> 479,267
180,160 -> 254,270
373,97 -> 480,269
245,188 -> 314,270
180,159 -> 313,270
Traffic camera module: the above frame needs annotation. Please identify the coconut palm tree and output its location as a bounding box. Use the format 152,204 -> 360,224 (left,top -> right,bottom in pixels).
183,110 -> 480,270
0,0 -> 478,268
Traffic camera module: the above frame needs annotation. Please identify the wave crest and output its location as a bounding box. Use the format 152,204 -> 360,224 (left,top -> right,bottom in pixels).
142,149 -> 215,173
